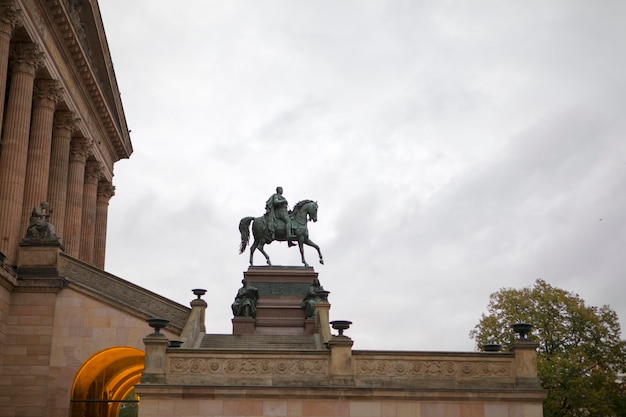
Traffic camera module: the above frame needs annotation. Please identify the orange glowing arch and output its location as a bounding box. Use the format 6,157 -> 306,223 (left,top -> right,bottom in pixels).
70,347 -> 144,417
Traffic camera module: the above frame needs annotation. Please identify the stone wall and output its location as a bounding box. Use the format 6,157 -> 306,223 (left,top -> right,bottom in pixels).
136,337 -> 545,417
136,389 -> 544,417
0,286 -> 177,417
0,263 -> 18,369
135,267 -> 546,417
45,288 -> 167,417
0,248 -> 187,417
1,290 -> 58,416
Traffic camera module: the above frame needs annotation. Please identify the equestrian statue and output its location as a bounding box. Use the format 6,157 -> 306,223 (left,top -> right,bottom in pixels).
239,186 -> 324,267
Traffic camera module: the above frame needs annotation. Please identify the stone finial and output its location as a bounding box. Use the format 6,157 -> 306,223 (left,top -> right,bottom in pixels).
141,319 -> 169,384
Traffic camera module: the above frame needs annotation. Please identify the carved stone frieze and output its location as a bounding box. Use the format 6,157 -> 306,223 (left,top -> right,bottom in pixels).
354,358 -> 512,378
169,357 -> 328,376
59,255 -> 189,330
254,281 -> 310,296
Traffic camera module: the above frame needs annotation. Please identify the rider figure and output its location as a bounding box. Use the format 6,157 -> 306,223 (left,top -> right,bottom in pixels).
265,186 -> 295,245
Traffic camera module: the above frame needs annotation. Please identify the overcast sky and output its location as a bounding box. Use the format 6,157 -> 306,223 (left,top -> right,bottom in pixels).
98,1 -> 626,351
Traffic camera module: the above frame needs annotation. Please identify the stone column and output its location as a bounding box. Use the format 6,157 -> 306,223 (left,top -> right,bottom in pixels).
0,43 -> 43,264
20,79 -> 62,235
78,161 -> 102,263
328,333 -> 354,385
0,0 -> 21,130
63,138 -> 91,257
180,291 -> 207,348
512,340 -> 542,388
93,181 -> 114,269
47,111 -> 79,241
141,331 -> 169,384
315,300 -> 332,344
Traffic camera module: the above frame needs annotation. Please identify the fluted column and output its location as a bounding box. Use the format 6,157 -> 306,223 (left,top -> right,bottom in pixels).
48,111 -> 79,241
0,43 -> 43,264
79,161 -> 102,263
0,0 -> 21,131
64,138 -> 91,257
20,79 -> 63,235
93,181 -> 114,269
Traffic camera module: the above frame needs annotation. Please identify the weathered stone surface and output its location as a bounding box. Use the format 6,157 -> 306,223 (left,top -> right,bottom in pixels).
59,253 -> 190,331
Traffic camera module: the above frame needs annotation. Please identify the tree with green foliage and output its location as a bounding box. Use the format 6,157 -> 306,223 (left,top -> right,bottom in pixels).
470,279 -> 626,417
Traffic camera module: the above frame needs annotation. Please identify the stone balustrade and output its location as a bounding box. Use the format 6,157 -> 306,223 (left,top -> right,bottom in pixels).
140,320 -> 542,392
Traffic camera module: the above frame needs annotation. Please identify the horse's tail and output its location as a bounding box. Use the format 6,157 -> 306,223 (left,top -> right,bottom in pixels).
238,217 -> 255,254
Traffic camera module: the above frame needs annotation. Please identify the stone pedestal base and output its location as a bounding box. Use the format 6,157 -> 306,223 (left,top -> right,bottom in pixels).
15,241 -> 65,291
304,317 -> 316,334
232,317 -> 256,334
240,266 -> 319,335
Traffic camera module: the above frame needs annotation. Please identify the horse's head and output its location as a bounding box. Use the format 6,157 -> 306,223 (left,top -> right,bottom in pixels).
307,201 -> 318,222
293,200 -> 318,223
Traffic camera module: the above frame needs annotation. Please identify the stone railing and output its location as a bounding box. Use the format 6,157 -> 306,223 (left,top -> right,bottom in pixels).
141,334 -> 540,391
59,253 -> 190,331
352,350 -> 515,388
0,259 -> 18,291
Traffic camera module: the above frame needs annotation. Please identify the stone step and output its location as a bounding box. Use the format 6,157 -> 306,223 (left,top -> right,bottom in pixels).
200,333 -> 320,350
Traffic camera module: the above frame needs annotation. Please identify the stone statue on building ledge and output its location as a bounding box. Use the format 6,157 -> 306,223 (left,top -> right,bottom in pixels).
231,279 -> 259,318
23,202 -> 60,243
301,277 -> 328,318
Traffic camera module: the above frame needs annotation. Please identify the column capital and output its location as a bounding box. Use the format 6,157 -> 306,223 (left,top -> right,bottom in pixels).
33,79 -> 63,108
84,160 -> 103,185
0,0 -> 21,36
97,181 -> 115,200
9,42 -> 44,75
53,111 -> 80,133
69,138 -> 92,163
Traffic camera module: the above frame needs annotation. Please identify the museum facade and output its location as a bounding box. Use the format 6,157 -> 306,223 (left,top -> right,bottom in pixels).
0,1 -> 547,416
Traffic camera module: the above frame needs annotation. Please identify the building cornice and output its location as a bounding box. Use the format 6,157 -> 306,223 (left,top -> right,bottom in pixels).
43,0 -> 131,160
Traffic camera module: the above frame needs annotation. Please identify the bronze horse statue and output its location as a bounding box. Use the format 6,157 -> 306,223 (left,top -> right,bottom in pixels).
239,200 -> 324,267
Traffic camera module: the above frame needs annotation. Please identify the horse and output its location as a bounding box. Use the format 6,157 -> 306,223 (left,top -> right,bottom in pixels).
239,200 -> 324,267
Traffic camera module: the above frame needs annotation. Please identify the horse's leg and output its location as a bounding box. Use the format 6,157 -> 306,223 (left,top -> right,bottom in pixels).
304,238 -> 324,265
249,240 -> 258,266
297,237 -> 309,267
257,243 -> 272,265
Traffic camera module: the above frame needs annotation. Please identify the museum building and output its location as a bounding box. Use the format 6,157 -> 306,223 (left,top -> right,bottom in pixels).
0,1 -> 547,416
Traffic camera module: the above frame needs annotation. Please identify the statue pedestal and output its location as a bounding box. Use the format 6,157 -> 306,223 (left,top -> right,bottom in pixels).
239,266 -> 318,335
232,317 -> 256,334
15,241 -> 65,292
17,240 -> 64,273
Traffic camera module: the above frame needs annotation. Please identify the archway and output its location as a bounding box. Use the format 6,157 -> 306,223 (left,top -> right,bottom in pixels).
70,347 -> 145,417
